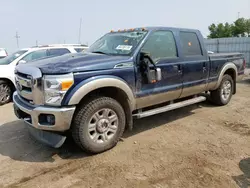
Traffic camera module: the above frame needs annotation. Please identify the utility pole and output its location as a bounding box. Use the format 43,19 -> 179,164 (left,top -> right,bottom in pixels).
78,18 -> 82,44
14,31 -> 20,48
238,12 -> 240,19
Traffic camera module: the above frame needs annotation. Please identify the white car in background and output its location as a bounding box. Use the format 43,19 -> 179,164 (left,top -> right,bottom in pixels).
0,44 -> 88,105
0,48 -> 8,59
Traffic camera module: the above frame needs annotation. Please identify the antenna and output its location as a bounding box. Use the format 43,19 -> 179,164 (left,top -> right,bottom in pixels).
78,18 -> 82,44
14,31 -> 20,48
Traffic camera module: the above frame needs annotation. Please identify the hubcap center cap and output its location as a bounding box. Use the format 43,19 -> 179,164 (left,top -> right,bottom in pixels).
97,119 -> 109,133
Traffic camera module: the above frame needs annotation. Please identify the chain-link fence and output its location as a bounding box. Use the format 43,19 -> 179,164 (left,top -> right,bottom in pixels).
204,37 -> 250,67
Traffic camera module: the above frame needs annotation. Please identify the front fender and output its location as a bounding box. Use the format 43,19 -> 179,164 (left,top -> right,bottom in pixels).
63,75 -> 136,110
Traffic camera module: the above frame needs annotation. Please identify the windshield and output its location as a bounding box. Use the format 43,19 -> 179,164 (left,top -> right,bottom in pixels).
0,50 -> 28,65
87,31 -> 147,56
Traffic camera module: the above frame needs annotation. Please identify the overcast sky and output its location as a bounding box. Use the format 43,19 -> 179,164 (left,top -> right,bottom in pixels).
1,0 -> 250,53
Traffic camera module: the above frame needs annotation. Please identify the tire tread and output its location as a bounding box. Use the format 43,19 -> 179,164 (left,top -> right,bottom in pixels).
72,96 -> 125,154
210,74 -> 233,106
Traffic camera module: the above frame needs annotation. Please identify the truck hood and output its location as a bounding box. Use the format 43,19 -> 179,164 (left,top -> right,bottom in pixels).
23,52 -> 133,74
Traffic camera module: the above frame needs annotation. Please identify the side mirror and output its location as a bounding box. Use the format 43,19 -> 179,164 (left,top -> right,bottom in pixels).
139,52 -> 162,83
147,67 -> 162,83
16,60 -> 26,66
18,60 -> 26,64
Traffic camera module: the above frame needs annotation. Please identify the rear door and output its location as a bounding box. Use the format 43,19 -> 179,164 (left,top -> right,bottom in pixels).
179,31 -> 209,98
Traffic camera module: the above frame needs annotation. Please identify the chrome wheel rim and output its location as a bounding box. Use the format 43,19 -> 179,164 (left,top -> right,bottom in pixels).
88,108 -> 118,144
221,80 -> 231,101
0,84 -> 11,103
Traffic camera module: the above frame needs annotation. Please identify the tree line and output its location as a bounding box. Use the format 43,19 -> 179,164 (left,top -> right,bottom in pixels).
208,18 -> 250,38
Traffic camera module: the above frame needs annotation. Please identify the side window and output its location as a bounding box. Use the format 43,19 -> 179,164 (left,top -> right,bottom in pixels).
141,30 -> 177,62
21,50 -> 47,62
74,48 -> 84,52
48,48 -> 70,56
179,32 -> 202,56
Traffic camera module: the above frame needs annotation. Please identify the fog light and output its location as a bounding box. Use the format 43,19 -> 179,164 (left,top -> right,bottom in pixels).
47,115 -> 55,125
38,114 -> 55,126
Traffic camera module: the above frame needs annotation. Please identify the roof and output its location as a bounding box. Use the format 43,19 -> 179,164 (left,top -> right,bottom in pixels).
142,26 -> 200,32
17,44 -> 88,52
110,26 -> 200,33
30,44 -> 88,48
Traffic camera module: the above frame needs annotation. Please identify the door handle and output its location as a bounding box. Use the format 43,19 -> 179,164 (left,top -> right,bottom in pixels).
203,62 -> 207,72
173,65 -> 182,74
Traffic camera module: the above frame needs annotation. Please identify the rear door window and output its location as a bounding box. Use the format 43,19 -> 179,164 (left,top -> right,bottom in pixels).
179,32 -> 202,56
74,48 -> 84,52
48,48 -> 70,56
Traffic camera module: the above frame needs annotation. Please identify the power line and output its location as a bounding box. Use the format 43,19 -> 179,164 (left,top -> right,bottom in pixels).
78,18 -> 82,44
14,31 -> 20,48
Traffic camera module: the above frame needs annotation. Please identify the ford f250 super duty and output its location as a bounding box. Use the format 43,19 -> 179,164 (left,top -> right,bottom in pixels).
13,27 -> 246,154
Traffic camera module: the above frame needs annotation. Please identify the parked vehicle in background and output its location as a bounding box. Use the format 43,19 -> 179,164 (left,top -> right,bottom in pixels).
13,27 -> 245,154
0,44 -> 88,105
0,48 -> 8,59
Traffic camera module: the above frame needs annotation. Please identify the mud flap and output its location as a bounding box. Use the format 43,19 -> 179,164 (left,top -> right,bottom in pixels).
27,125 -> 66,148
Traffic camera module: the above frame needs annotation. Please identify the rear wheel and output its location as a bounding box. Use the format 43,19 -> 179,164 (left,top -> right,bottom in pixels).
0,80 -> 12,106
210,74 -> 233,106
72,96 -> 126,154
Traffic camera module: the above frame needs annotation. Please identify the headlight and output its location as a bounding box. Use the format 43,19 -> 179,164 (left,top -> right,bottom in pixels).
43,73 -> 74,106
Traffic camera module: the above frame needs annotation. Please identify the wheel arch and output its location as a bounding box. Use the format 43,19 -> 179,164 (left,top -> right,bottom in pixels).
66,76 -> 136,130
0,77 -> 16,93
214,63 -> 237,94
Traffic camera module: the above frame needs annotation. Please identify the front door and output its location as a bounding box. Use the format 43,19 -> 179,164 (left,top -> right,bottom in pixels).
135,30 -> 183,109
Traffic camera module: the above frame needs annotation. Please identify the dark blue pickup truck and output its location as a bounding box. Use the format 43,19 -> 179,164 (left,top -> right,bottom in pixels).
13,27 -> 246,153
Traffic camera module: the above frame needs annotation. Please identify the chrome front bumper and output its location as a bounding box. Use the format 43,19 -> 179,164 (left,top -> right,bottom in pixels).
13,92 -> 76,132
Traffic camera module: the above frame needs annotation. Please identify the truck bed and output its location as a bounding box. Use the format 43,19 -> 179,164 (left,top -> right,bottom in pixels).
209,52 -> 244,61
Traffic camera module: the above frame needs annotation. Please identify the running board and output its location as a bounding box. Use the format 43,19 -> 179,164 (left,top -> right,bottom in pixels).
133,96 -> 206,119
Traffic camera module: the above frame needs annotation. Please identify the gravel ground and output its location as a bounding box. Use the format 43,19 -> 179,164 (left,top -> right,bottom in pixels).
1,77 -> 250,188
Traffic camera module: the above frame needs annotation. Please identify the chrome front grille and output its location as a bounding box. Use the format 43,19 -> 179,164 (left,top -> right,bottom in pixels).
15,72 -> 33,102
15,65 -> 44,105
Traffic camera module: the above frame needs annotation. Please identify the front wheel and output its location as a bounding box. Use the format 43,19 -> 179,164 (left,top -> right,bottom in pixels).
0,80 -> 12,106
210,74 -> 233,106
72,97 -> 126,154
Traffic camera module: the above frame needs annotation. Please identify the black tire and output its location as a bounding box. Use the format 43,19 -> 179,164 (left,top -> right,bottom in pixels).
72,96 -> 126,154
0,80 -> 12,106
210,74 -> 233,106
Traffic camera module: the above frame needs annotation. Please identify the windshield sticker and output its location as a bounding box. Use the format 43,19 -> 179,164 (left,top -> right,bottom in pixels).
116,45 -> 132,51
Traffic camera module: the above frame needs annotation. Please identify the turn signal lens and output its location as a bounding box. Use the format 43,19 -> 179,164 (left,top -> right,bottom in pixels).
61,80 -> 74,91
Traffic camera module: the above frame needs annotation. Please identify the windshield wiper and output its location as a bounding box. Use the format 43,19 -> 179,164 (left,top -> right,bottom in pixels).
91,51 -> 108,55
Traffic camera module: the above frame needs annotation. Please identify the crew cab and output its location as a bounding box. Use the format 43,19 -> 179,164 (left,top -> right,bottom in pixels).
13,27 -> 245,153
0,44 -> 88,105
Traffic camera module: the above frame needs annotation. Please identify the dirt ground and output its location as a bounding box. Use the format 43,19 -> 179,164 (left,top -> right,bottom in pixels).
1,78 -> 250,188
